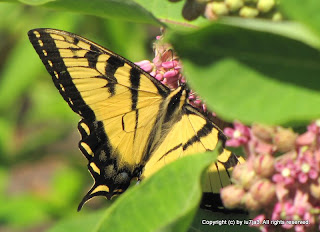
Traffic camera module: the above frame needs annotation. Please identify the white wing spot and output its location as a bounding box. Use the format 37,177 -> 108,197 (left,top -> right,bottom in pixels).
33,31 -> 40,38
47,60 -> 53,67
54,71 -> 59,79
68,97 -> 73,105
59,83 -> 65,92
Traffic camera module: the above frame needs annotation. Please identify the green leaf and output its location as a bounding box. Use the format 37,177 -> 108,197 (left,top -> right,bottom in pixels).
96,152 -> 215,232
219,17 -> 320,50
18,0 -> 54,5
169,22 -> 320,125
47,210 -> 105,232
19,0 -> 161,25
134,0 -> 209,29
281,0 -> 320,41
48,151 -> 217,232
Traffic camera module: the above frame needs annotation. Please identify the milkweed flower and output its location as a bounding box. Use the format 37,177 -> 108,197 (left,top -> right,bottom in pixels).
224,121 -> 251,147
222,120 -> 320,232
135,34 -> 213,116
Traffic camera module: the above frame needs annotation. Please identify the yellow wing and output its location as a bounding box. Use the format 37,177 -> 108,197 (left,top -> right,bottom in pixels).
28,28 -> 242,211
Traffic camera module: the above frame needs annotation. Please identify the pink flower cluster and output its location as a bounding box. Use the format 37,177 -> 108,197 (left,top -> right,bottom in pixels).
135,35 -> 209,114
221,121 -> 320,232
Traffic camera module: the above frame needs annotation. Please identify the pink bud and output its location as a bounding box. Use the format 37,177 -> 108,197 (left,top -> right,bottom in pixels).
155,73 -> 163,81
162,60 -> 179,69
310,178 -> 320,199
250,179 -> 276,206
253,153 -> 275,178
231,163 -> 247,184
220,185 -> 245,209
252,123 -> 275,143
274,127 -> 297,153
163,70 -> 179,79
296,131 -> 315,146
135,60 -> 153,73
241,170 -> 257,190
244,192 -> 261,211
255,141 -> 274,154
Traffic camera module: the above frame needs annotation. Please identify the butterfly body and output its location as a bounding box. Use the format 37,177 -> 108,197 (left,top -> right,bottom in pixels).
28,29 -> 242,211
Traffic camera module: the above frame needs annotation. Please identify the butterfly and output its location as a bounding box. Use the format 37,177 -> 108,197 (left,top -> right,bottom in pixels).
28,28 -> 243,211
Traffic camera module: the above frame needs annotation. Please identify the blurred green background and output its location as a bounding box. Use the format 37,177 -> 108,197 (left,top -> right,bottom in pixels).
0,2 -> 159,231
2,1 -> 320,231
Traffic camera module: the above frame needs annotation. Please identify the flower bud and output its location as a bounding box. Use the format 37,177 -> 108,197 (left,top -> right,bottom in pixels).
296,131 -> 315,147
221,185 -> 245,209
244,192 -> 261,211
310,178 -> 320,199
241,170 -> 257,190
252,214 -> 265,228
255,141 -> 274,154
182,0 -> 206,21
253,153 -> 275,178
257,0 -> 275,13
239,6 -> 259,18
204,4 -> 216,20
272,12 -> 282,21
225,0 -> 243,12
231,163 -> 247,183
274,127 -> 297,153
211,2 -> 229,16
250,179 -> 276,206
135,60 -> 153,73
252,123 -> 275,144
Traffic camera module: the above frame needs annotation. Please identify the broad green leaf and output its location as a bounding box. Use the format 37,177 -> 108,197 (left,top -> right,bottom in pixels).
281,0 -> 320,41
169,22 -> 320,125
48,211 -> 105,232
18,0 -> 161,25
219,17 -> 320,50
96,152 -> 215,232
48,151 -> 217,232
134,0 -> 209,29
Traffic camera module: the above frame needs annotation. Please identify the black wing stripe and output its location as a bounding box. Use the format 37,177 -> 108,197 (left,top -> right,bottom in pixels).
84,45 -> 100,68
28,30 -> 96,121
182,121 -> 214,151
129,67 -> 140,110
